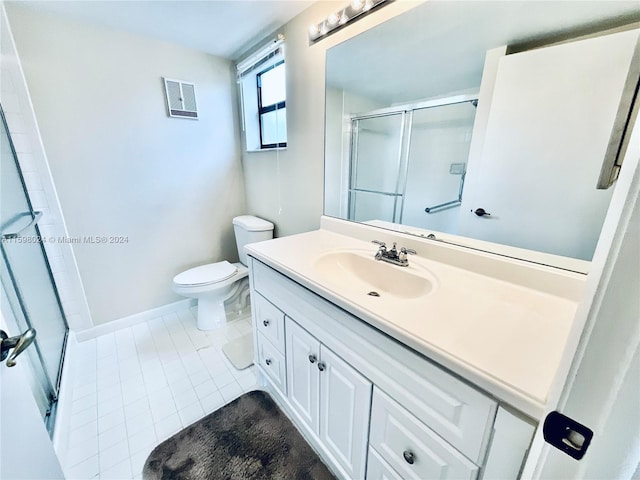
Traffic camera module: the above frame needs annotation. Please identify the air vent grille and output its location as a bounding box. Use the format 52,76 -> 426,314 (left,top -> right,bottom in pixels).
163,78 -> 198,119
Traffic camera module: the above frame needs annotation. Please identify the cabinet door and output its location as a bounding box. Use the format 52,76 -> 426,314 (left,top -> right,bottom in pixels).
319,345 -> 372,480
286,318 -> 320,433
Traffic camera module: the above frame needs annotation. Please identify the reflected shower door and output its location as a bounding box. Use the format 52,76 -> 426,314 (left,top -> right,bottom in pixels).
402,102 -> 477,232
348,113 -> 406,222
0,105 -> 68,432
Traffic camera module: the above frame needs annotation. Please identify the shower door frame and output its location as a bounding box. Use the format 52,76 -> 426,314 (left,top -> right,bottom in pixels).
0,105 -> 69,433
347,93 -> 478,224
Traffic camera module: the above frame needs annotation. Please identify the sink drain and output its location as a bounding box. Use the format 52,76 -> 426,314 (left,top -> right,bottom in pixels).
367,291 -> 380,297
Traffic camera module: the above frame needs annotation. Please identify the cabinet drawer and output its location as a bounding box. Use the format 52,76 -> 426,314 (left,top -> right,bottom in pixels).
370,388 -> 478,480
256,333 -> 286,394
366,447 -> 403,480
254,293 -> 285,353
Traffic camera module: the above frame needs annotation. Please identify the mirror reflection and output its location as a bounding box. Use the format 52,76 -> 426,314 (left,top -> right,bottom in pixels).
324,1 -> 640,269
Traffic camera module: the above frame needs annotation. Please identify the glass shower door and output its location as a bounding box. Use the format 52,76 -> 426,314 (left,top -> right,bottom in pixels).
0,105 -> 68,432
348,113 -> 406,223
402,101 -> 477,232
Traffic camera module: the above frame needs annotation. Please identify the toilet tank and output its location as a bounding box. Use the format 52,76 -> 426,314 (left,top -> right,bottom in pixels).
233,215 -> 274,266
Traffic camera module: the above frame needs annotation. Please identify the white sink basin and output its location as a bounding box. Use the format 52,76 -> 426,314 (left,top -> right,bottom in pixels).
313,250 -> 436,299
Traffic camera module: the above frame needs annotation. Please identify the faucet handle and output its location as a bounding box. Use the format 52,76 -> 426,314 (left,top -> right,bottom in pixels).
401,247 -> 416,255
372,240 -> 386,247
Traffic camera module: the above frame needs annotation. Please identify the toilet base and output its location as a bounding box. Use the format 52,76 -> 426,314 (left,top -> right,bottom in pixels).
196,297 -> 227,330
194,277 -> 251,330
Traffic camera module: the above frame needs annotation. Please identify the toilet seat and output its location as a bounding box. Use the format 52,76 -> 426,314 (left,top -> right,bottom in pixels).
173,261 -> 238,287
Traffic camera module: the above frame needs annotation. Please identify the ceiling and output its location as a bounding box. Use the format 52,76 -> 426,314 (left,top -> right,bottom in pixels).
326,1 -> 640,105
7,0 -> 315,59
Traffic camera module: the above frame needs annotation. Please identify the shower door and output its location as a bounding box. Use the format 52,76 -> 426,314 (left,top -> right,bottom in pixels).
402,101 -> 477,232
0,105 -> 68,433
348,112 -> 407,223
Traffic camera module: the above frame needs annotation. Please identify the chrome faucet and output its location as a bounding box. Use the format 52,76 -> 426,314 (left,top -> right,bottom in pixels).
372,240 -> 416,267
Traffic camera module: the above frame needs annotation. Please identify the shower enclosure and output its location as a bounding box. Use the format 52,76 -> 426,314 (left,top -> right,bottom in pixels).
0,105 -> 68,434
348,95 -> 478,233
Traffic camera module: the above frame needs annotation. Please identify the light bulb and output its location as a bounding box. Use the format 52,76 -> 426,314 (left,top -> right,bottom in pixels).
339,10 -> 349,25
327,12 -> 339,27
363,0 -> 374,11
351,0 -> 364,11
309,24 -> 319,35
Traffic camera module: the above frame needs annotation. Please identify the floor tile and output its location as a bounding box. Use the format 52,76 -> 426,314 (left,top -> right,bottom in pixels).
66,307 -> 254,479
64,454 -> 99,480
99,458 -> 132,480
154,412 -> 182,442
98,422 -> 128,451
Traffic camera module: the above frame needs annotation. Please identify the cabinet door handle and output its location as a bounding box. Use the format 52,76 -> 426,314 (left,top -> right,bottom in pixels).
263,319 -> 270,327
317,362 -> 326,371
308,354 -> 317,364
403,450 -> 415,465
265,358 -> 272,366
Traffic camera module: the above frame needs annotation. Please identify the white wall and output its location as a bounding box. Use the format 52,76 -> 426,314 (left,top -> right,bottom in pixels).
240,0 -> 423,237
6,6 -> 246,326
1,4 -> 92,331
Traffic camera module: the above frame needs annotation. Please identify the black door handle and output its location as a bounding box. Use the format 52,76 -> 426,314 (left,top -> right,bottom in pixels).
472,208 -> 490,217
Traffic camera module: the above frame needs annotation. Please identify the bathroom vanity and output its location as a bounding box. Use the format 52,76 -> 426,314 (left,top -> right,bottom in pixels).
246,217 -> 586,479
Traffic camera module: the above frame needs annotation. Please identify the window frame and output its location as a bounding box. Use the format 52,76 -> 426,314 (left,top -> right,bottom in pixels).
256,60 -> 287,149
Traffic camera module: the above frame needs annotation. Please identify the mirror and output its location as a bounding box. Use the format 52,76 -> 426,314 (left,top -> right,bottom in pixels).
324,1 -> 640,271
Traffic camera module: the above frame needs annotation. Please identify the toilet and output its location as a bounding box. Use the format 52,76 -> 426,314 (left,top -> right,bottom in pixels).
173,215 -> 274,330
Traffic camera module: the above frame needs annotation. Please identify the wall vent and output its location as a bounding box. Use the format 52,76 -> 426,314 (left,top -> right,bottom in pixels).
163,78 -> 198,119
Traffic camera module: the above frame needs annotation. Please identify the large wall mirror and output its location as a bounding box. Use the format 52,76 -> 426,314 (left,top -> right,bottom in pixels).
324,1 -> 640,271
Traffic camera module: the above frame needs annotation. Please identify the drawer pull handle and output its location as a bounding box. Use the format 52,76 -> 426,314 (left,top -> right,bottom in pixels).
403,450 -> 415,465
308,354 -> 317,364
317,362 -> 326,371
265,358 -> 272,366
263,319 -> 270,327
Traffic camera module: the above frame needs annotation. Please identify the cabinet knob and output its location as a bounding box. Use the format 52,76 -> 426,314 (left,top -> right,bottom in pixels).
317,362 -> 326,371
263,319 -> 270,327
403,450 -> 415,465
265,358 -> 272,366
308,354 -> 317,364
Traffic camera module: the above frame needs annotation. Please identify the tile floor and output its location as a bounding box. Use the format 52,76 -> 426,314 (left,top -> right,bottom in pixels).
63,307 -> 259,480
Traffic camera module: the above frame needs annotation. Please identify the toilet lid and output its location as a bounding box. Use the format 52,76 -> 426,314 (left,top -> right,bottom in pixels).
173,261 -> 238,286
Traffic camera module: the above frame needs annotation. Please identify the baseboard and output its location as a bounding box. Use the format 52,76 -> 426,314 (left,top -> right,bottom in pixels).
74,298 -> 197,342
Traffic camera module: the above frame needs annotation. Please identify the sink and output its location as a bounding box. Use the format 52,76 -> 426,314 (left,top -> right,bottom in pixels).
313,250 -> 435,299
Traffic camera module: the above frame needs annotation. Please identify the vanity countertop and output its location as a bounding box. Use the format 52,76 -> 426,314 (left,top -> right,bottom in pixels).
246,224 -> 585,418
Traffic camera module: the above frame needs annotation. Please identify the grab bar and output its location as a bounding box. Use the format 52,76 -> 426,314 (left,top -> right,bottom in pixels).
1,211 -> 43,239
425,199 -> 461,213
425,171 -> 466,214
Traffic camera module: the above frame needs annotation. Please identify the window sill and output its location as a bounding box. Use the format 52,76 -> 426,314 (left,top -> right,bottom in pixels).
246,147 -> 288,153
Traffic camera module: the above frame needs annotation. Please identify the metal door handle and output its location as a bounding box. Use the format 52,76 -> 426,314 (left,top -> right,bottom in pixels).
0,328 -> 36,367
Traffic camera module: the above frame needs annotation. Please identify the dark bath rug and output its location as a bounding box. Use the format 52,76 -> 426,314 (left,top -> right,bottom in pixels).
143,390 -> 336,480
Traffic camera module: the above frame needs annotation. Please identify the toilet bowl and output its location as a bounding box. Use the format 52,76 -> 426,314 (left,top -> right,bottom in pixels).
172,215 -> 274,330
173,261 -> 248,330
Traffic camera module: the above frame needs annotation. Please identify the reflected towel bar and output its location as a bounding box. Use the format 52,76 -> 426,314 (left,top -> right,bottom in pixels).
1,211 -> 43,239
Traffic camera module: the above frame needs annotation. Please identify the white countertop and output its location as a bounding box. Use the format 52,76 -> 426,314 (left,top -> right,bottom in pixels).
246,222 -> 585,418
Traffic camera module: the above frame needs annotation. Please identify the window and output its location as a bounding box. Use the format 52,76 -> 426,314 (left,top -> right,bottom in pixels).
237,36 -> 287,151
257,61 -> 287,148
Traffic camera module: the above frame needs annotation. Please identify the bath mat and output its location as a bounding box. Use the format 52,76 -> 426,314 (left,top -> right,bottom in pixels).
222,333 -> 253,370
143,390 -> 336,480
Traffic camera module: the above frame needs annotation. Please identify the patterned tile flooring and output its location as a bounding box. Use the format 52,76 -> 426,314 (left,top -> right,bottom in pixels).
63,307 -> 258,479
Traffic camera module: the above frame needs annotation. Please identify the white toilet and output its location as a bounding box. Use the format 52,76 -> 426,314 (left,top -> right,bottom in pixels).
173,215 -> 274,330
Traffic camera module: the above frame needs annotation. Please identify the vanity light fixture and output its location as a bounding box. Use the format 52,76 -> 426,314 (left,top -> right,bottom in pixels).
308,0 -> 393,44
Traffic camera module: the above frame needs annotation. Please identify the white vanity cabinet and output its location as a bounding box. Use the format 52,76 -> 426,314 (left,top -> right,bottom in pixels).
249,257 -> 535,479
286,319 -> 372,479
